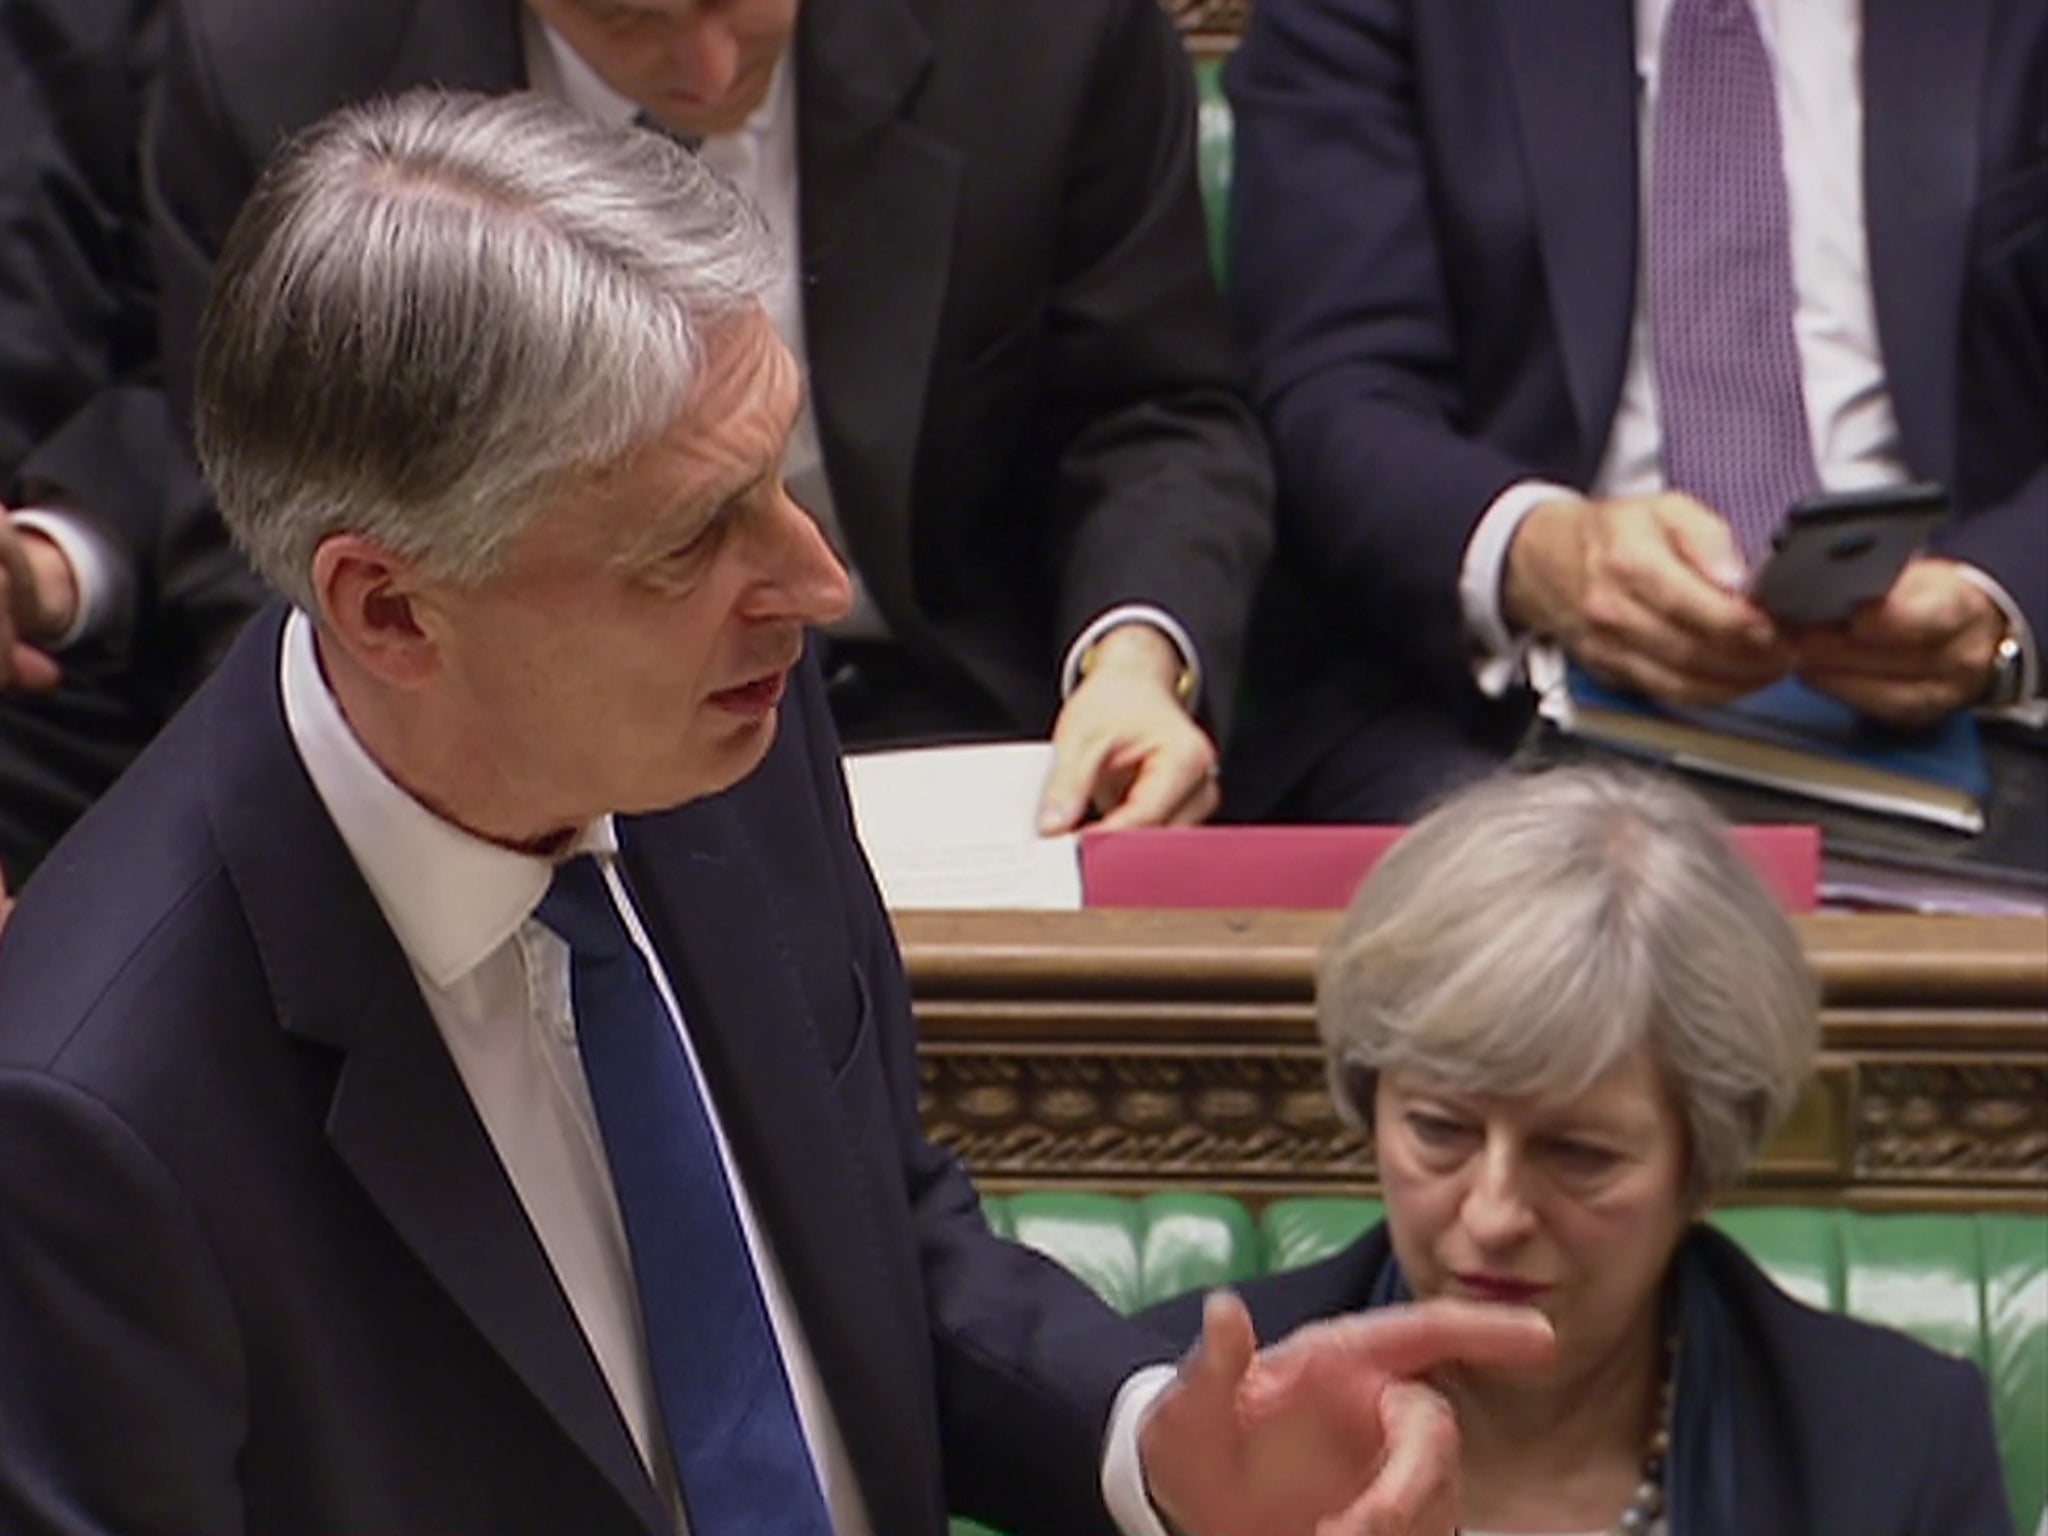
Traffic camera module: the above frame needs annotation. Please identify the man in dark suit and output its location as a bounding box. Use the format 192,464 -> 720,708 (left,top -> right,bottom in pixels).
1218,0 -> 2047,821
0,0 -> 262,909
144,0 -> 1272,836
0,91 -> 1546,1535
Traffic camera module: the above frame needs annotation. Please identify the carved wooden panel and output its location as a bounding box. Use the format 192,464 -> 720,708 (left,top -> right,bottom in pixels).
919,1043 -> 1367,1188
1857,1059 -> 2048,1182
902,911 -> 2048,1211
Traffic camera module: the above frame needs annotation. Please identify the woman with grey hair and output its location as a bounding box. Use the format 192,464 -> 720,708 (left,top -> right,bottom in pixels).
1145,764 -> 2010,1535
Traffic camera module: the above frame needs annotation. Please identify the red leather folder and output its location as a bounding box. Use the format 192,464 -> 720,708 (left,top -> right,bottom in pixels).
1079,824 -> 1820,912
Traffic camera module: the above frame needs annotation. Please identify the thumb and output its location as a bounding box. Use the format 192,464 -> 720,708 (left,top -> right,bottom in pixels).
1139,1291 -> 1260,1536
1191,1288 -> 1259,1395
1160,1289 -> 1260,1427
1662,498 -> 1750,593
6,641 -> 61,693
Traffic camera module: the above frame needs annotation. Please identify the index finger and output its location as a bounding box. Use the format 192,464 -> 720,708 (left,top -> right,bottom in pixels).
1247,1299 -> 1556,1403
1035,729 -> 1114,834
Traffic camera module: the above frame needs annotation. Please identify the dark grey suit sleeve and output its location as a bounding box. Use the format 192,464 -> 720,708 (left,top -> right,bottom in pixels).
2,0 -> 264,704
1036,0 -> 1273,734
0,0 -> 162,483
1935,464 -> 2048,665
0,1072 -> 247,1536
783,656 -> 1170,1536
1225,0 -> 1541,693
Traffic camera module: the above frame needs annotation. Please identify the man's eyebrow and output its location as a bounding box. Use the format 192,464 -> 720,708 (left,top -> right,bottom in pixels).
668,462 -> 775,540
709,465 -> 776,517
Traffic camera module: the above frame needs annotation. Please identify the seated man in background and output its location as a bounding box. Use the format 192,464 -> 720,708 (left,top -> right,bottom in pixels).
145,0 -> 1273,836
1146,764 -> 2014,1534
0,89 -> 1549,1536
0,0 -> 260,915
1218,0 -> 2045,822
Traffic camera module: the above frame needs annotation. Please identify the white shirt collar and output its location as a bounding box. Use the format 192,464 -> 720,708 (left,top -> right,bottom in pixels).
277,609 -> 615,989
521,9 -> 789,141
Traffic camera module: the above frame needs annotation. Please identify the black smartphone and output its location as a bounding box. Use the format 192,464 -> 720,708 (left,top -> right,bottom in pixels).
1746,482 -> 1949,628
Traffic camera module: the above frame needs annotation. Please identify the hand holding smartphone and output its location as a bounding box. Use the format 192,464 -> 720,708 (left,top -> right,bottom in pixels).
1746,482 -> 1949,629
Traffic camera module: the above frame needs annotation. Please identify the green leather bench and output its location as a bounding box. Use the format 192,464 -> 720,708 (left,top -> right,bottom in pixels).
951,1193 -> 2048,1534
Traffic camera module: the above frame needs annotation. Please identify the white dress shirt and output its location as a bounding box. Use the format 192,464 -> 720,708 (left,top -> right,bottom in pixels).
522,15 -> 1202,705
1458,0 -> 2036,703
277,610 -> 873,1536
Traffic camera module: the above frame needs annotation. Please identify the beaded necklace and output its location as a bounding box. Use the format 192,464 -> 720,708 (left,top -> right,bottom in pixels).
1612,1328 -> 1679,1536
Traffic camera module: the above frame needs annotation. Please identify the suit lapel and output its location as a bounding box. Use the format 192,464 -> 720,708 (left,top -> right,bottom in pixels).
1862,0 -> 1992,485
622,801 -> 945,1536
202,609 -> 665,1535
794,0 -> 957,632
1497,0 -> 1639,474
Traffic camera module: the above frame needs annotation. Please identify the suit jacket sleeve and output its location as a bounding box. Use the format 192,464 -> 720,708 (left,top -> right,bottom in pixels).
0,0 -> 161,481
2,0 -> 260,708
0,1071 -> 248,1534
142,0 -> 271,436
1,0 -> 169,606
1034,0 -> 1272,730
1226,0 -> 1541,692
785,657 -> 1173,1535
1934,463 -> 2048,657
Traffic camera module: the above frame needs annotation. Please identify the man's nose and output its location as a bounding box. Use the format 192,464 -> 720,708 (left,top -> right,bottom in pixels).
665,15 -> 740,102
746,486 -> 853,627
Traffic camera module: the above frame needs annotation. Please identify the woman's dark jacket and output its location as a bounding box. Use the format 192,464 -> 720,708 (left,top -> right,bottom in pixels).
1139,1222 -> 2014,1535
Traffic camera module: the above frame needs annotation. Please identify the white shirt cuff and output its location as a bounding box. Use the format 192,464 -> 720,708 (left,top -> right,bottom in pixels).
1060,606 -> 1203,711
1100,1362 -> 1181,1536
1950,564 -> 2045,723
1458,480 -> 1581,698
9,505 -> 122,650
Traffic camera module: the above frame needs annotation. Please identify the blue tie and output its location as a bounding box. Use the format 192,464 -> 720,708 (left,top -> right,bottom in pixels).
535,855 -> 835,1536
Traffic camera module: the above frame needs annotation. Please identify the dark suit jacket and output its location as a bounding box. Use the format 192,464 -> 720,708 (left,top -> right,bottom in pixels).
0,605 -> 1165,1535
145,0 -> 1272,739
0,0 -> 263,886
1220,0 -> 2048,819
1140,1222 -> 2015,1536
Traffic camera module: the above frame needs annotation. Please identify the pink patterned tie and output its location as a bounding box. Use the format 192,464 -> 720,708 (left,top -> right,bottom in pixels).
1650,0 -> 1819,561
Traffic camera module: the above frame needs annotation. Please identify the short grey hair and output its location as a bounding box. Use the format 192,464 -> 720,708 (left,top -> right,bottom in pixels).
195,89 -> 778,611
1319,765 -> 1818,1203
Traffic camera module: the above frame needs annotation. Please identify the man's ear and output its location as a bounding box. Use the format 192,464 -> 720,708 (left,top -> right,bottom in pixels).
309,534 -> 443,688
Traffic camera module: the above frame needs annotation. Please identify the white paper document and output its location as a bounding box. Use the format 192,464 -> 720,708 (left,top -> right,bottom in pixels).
842,741 -> 1082,910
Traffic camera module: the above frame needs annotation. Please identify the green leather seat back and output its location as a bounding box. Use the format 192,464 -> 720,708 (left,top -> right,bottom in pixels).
964,1195 -> 2046,1535
995,1191 -> 1262,1312
1192,56 -> 1230,285
1260,1197 -> 1383,1271
1984,1216 -> 2048,1532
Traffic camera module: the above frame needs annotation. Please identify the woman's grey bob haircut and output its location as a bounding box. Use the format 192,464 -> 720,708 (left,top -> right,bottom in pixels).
1319,765 -> 1818,1204
194,89 -> 779,613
